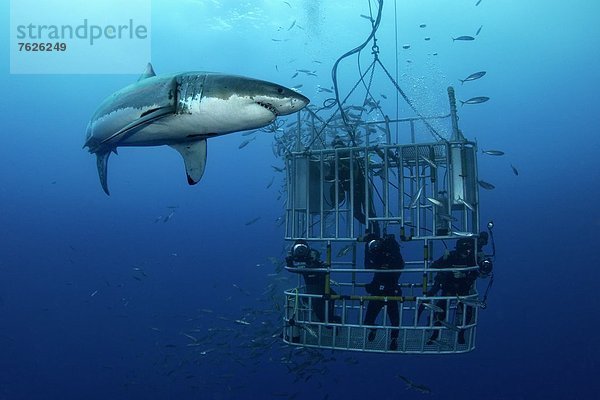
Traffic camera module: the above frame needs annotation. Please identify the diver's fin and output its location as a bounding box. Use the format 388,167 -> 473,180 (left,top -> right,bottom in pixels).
96,151 -> 111,196
170,140 -> 208,185
138,63 -> 156,81
100,106 -> 174,146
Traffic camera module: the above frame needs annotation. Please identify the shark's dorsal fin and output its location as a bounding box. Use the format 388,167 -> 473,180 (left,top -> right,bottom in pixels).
170,140 -> 208,185
96,151 -> 112,195
138,63 -> 156,81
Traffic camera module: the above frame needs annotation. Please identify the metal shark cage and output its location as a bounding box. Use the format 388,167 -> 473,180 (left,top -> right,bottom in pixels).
281,88 -> 487,354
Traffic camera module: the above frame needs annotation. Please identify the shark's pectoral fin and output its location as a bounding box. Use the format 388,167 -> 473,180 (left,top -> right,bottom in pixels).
170,140 -> 207,185
100,106 -> 175,147
96,151 -> 112,196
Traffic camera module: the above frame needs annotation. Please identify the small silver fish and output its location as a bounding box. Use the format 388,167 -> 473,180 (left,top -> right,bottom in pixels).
398,375 -> 432,395
476,25 -> 483,35
410,186 -> 424,208
232,283 -> 251,296
336,244 -> 353,258
266,176 -> 275,189
439,320 -> 461,332
302,324 -> 318,338
426,197 -> 444,207
457,197 -> 475,211
457,295 -> 486,307
287,20 -> 296,31
476,0 -> 483,6
452,35 -> 475,41
245,216 -> 261,226
511,164 -> 519,176
402,44 -> 411,49
419,24 -> 426,28
459,71 -> 486,85
292,84 -> 303,89
460,96 -> 489,106
452,231 -> 474,237
182,333 -> 198,342
478,180 -> 495,190
163,210 -> 175,223
438,213 -> 457,222
291,72 -> 298,79
482,149 -> 504,156
238,136 -> 256,149
420,155 -> 437,169
421,302 -> 444,313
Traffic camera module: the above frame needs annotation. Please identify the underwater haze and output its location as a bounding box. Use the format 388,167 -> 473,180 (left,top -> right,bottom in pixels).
1,0 -> 599,399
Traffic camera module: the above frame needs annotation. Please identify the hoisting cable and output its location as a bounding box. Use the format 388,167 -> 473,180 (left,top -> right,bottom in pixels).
480,221 -> 496,307
303,59 -> 378,151
479,273 -> 494,309
331,0 -> 384,147
394,0 -> 399,127
327,0 -> 385,229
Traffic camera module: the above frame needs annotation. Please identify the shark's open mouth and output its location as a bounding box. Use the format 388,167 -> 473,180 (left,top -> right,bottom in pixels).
256,101 -> 279,116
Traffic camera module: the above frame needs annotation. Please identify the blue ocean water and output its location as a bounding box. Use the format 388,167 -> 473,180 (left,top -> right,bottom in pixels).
1,0 -> 599,399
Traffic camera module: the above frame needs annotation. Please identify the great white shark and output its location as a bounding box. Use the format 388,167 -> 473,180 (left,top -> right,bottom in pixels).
84,63 -> 309,195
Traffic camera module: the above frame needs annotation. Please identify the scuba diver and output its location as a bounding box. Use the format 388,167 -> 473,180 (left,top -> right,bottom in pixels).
327,135 -> 380,236
420,235 -> 493,344
363,232 -> 404,350
286,240 -> 340,324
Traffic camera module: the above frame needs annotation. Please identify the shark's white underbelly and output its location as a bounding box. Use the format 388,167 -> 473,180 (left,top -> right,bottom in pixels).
106,95 -> 274,146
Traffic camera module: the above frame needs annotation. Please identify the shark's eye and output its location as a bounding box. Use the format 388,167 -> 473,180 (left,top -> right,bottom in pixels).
277,87 -> 284,94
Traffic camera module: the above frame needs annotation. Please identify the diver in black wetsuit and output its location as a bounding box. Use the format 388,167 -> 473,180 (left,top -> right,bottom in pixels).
363,233 -> 404,350
421,238 -> 479,344
286,241 -> 340,323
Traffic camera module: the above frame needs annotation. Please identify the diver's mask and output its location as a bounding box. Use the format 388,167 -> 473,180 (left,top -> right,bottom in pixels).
368,238 -> 383,254
291,240 -> 311,262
